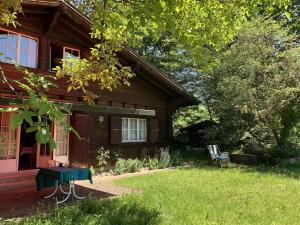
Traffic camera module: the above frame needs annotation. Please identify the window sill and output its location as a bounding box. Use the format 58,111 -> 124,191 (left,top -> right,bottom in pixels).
122,140 -> 147,144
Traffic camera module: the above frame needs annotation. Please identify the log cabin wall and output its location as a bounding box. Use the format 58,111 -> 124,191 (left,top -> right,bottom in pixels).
0,1 -> 196,165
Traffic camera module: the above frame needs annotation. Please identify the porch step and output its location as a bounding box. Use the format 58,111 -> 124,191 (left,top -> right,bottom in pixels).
0,170 -> 38,191
0,179 -> 36,191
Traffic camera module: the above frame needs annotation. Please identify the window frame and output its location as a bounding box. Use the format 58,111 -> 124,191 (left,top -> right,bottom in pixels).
0,28 -> 39,68
63,46 -> 80,59
49,45 -> 80,71
122,118 -> 147,143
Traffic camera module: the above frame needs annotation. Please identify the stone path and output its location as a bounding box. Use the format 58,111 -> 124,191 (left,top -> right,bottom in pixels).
78,168 -> 169,196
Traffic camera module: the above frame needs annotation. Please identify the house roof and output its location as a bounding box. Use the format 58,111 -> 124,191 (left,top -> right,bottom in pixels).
21,0 -> 198,106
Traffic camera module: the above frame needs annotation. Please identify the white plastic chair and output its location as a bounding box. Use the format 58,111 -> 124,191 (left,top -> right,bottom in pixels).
207,145 -> 230,167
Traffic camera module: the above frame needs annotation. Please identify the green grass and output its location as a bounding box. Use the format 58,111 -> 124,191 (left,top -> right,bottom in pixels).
116,167 -> 300,225
4,166 -> 300,225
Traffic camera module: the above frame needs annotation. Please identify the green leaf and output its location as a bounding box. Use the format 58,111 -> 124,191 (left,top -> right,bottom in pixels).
39,103 -> 50,115
23,110 -> 33,126
26,126 -> 38,133
35,127 -> 51,144
49,138 -> 56,151
11,114 -> 23,129
285,12 -> 291,19
70,126 -> 81,139
159,0 -> 166,10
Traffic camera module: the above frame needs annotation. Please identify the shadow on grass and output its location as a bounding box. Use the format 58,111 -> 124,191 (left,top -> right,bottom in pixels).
179,160 -> 300,179
10,197 -> 160,225
240,164 -> 300,179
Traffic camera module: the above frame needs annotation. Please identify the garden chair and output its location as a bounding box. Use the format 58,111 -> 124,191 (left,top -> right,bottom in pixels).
207,145 -> 230,167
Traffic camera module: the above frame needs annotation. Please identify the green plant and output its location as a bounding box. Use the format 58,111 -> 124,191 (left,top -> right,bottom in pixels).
170,150 -> 183,166
114,158 -> 127,175
114,158 -> 142,175
126,159 -> 142,173
158,146 -> 171,168
96,147 -> 110,173
148,157 -> 159,170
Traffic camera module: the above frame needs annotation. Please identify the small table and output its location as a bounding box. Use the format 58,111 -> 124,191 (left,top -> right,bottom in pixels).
36,167 -> 93,204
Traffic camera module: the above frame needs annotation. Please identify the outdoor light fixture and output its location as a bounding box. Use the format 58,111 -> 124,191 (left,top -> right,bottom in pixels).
98,115 -> 104,127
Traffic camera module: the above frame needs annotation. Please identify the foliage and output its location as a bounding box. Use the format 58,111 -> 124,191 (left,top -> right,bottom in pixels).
96,147 -> 110,173
157,146 -> 171,168
0,0 -> 22,26
63,0 -> 291,102
55,45 -> 134,104
7,198 -> 160,225
0,65 -> 79,150
173,104 -> 212,136
147,157 -> 160,170
170,150 -> 183,166
204,17 -> 300,155
0,1 -> 78,148
114,158 -> 142,175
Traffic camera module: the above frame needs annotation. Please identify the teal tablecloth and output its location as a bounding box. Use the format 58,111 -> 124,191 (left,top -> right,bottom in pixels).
36,167 -> 93,191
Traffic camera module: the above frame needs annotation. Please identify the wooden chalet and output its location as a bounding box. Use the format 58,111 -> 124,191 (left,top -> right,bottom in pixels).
0,0 -> 197,173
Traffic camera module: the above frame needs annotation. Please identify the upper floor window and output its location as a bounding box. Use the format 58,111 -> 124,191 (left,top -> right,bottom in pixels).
0,29 -> 38,68
64,47 -> 80,59
50,43 -> 80,71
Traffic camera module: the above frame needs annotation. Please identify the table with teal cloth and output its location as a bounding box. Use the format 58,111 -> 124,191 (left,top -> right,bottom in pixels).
36,167 -> 93,191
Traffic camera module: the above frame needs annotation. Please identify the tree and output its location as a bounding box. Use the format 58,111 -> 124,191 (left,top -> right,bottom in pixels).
205,17 -> 300,155
0,0 -> 292,148
63,0 -> 291,101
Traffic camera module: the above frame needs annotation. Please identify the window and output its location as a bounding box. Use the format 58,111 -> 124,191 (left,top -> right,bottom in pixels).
122,118 -> 147,142
49,43 -> 80,71
0,112 -> 17,160
0,29 -> 38,68
63,47 -> 80,59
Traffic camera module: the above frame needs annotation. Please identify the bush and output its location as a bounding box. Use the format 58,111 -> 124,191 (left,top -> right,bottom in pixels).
114,158 -> 142,175
114,158 -> 128,175
148,158 -> 159,170
96,147 -> 110,173
170,150 -> 183,166
157,146 -> 171,168
127,159 -> 142,173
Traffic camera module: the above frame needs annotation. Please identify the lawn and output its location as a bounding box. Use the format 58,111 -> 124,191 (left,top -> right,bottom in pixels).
4,166 -> 300,225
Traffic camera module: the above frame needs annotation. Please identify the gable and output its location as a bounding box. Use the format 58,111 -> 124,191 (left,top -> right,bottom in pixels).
15,0 -> 197,107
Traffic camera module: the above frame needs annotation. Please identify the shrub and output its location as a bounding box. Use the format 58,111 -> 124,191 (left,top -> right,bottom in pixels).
170,150 -> 183,166
158,146 -> 171,168
114,158 -> 142,175
96,147 -> 110,173
127,159 -> 142,173
148,157 -> 159,170
114,158 -> 128,175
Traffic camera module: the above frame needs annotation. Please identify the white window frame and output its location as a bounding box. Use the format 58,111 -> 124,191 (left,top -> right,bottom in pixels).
122,118 -> 147,143
0,28 -> 38,68
49,45 -> 80,71
63,47 -> 80,59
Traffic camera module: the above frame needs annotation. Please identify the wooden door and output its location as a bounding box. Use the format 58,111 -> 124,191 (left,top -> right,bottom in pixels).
53,115 -> 70,164
69,114 -> 90,164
